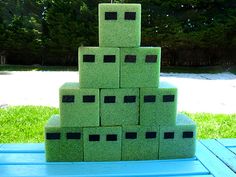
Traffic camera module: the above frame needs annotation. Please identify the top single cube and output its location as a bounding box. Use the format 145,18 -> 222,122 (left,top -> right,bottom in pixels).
99,3 -> 141,47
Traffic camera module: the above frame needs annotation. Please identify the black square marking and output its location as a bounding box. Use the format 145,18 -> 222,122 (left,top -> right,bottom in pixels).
105,12 -> 117,20
83,55 -> 95,62
145,55 -> 157,63
125,12 -> 136,20
104,55 -> 116,63
146,132 -> 157,139
62,95 -> 75,103
67,132 -> 81,140
164,132 -> 174,139
104,96 -> 116,103
125,132 -> 137,139
89,134 -> 100,141
106,134 -> 117,141
125,55 -> 136,63
163,95 -> 175,102
144,95 -> 156,103
46,133 -> 60,140
83,95 -> 95,103
183,131 -> 194,138
124,96 -> 136,103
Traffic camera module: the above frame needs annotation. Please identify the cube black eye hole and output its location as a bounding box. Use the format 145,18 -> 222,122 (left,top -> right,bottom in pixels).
105,12 -> 136,20
83,55 -> 95,62
125,12 -> 136,20
105,12 -> 117,20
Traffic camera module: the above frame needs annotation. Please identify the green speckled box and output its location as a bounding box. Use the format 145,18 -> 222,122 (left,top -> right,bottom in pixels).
120,47 -> 161,88
100,88 -> 139,126
122,126 -> 159,160
83,127 -> 122,161
140,82 -> 177,126
99,3 -> 141,47
79,47 -> 120,88
45,115 -> 62,162
61,127 -> 83,161
159,113 -> 197,159
60,82 -> 99,127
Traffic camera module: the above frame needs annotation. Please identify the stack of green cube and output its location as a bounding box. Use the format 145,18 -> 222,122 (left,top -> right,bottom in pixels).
45,3 -> 197,162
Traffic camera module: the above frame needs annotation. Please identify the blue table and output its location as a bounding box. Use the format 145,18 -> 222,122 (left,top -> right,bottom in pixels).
0,139 -> 235,177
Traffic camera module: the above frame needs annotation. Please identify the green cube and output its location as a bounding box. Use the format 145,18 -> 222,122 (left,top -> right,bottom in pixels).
140,82 -> 177,126
159,113 -> 197,159
100,88 -> 139,126
122,126 -> 159,160
60,82 -> 99,127
99,3 -> 141,47
45,115 -> 62,162
120,47 -> 161,88
60,127 -> 83,161
79,47 -> 120,88
83,127 -> 122,161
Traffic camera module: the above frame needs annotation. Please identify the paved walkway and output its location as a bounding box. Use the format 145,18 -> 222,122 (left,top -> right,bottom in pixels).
0,71 -> 235,114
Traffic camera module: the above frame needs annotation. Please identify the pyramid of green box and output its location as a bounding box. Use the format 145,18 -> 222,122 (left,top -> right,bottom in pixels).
45,3 -> 197,162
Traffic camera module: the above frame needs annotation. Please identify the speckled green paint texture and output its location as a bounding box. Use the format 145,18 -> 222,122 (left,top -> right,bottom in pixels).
122,126 -> 159,160
60,127 -> 83,161
140,82 -> 177,126
99,3 -> 141,47
79,47 -> 120,88
60,82 -> 99,127
83,127 -> 122,161
100,88 -> 139,126
159,113 -> 197,159
121,47 -> 161,88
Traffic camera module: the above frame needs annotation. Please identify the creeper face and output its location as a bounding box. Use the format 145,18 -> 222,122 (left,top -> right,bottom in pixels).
159,114 -> 196,159
121,47 -> 161,88
100,88 -> 139,126
122,126 -> 159,160
140,82 -> 177,126
99,3 -> 141,47
83,127 -> 122,161
79,47 -> 120,88
60,82 -> 99,127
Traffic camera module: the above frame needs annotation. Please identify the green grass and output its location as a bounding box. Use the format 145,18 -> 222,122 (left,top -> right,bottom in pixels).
0,106 -> 59,143
0,106 -> 235,143
184,112 -> 236,139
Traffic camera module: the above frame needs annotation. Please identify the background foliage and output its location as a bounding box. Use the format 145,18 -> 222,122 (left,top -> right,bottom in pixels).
0,0 -> 235,66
